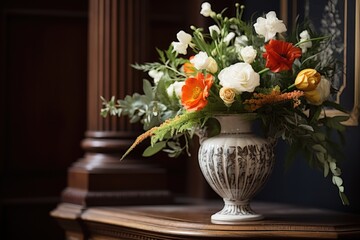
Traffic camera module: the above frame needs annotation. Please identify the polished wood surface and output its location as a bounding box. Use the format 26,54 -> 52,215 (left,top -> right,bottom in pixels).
52,201 -> 360,239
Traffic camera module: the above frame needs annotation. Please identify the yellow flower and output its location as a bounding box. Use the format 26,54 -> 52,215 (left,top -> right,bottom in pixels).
219,87 -> 236,106
304,76 -> 331,105
295,69 -> 321,91
304,90 -> 321,105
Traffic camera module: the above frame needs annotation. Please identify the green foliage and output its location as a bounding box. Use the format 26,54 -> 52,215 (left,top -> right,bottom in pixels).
101,2 -> 351,205
150,111 -> 205,145
258,104 -> 349,205
142,141 -> 167,157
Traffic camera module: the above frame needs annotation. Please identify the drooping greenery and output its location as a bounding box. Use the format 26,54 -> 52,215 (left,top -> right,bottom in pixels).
101,2 -> 350,205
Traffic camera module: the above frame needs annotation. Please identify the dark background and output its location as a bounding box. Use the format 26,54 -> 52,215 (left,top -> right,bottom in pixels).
1,0 -> 359,239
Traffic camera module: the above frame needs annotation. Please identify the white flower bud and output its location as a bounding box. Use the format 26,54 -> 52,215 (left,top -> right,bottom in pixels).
240,46 -> 257,64
223,32 -> 236,45
190,51 -> 218,73
209,25 -> 220,38
200,2 -> 214,17
176,30 -> 192,44
172,30 -> 192,55
299,30 -> 312,53
166,81 -> 185,98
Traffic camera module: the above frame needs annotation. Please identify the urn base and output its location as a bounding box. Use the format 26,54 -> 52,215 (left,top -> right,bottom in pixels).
211,200 -> 263,224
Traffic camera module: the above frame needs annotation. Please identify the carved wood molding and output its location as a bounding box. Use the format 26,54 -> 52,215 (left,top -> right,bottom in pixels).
87,0 -> 146,132
59,0 -> 172,206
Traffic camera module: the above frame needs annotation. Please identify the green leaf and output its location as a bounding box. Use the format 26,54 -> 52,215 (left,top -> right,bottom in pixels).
323,161 -> 329,177
332,115 -> 350,123
329,161 -> 337,171
309,106 -> 322,124
332,176 -> 343,187
298,124 -> 314,132
142,141 -> 167,157
339,192 -> 350,205
143,79 -> 153,98
155,77 -> 172,106
313,132 -> 326,142
322,100 -> 348,113
331,165 -> 342,176
156,48 -> 166,63
312,144 -> 326,153
167,141 -> 180,150
316,152 -> 325,163
322,116 -> 347,132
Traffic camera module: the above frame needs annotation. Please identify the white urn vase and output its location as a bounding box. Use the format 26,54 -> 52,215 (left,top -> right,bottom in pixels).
198,114 -> 275,223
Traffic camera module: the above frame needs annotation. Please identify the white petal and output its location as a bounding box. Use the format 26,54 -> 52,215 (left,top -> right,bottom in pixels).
176,30 -> 192,44
172,41 -> 188,55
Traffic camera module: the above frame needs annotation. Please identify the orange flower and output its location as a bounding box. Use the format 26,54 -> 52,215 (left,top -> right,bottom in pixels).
183,56 -> 196,76
263,39 -> 302,72
181,72 -> 213,111
183,62 -> 195,75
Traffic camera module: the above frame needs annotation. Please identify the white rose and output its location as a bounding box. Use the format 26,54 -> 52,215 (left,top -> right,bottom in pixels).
299,30 -> 312,53
254,11 -> 287,42
209,25 -> 220,38
148,70 -> 164,84
240,46 -> 257,64
190,51 -> 218,73
200,2 -> 214,17
218,62 -> 260,94
219,87 -> 236,106
167,81 -> 185,98
172,30 -> 192,55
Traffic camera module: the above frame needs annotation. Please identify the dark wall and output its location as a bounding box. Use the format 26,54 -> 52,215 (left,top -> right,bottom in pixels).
0,0 -> 88,239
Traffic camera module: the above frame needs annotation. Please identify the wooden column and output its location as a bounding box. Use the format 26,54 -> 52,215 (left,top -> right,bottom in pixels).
61,0 -> 172,206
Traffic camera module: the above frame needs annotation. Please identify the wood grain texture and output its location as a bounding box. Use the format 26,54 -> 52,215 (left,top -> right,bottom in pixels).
60,0 -> 173,207
51,201 -> 360,239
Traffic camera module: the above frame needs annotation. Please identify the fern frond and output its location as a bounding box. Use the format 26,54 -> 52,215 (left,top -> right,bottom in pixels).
151,111 -> 206,145
120,126 -> 159,160
121,111 -> 207,160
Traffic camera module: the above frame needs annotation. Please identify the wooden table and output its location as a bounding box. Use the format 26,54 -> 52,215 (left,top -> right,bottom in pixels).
51,200 -> 360,239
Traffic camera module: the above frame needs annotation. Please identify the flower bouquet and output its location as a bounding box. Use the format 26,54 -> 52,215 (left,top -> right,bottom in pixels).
101,2 -> 350,205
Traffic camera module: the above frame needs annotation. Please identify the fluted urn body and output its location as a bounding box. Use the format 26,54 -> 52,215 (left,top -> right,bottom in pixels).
198,114 -> 275,223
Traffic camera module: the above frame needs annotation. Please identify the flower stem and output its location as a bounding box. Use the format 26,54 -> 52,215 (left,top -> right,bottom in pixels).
258,68 -> 269,75
294,36 -> 331,47
165,65 -> 187,78
210,88 -> 223,103
282,83 -> 297,93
